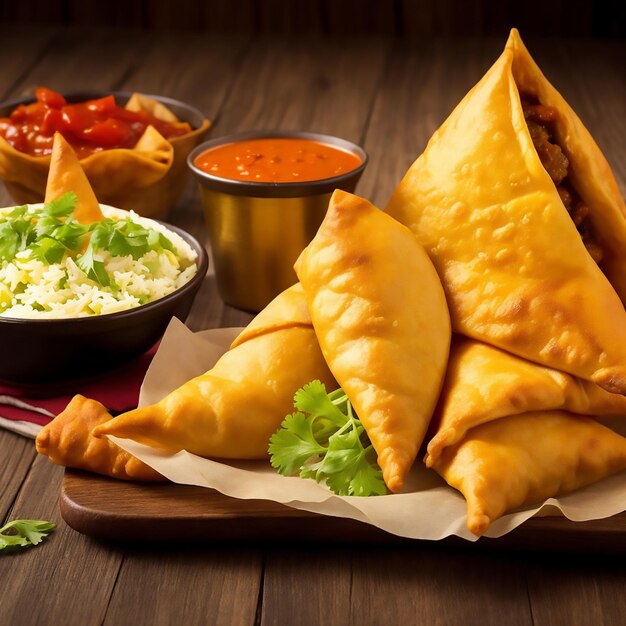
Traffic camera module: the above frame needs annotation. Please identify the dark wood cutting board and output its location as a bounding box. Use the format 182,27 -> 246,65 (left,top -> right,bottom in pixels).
61,469 -> 626,553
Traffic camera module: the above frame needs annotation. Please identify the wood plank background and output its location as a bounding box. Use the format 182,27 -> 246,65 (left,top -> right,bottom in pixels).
0,0 -> 624,38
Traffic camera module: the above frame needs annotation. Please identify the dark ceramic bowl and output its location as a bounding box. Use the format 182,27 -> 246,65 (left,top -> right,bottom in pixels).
0,222 -> 208,389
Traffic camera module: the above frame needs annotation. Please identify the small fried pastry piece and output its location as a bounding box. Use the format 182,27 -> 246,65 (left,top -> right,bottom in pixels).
295,190 -> 451,492
425,336 -> 626,467
44,132 -> 104,223
386,28 -> 626,395
92,285 -> 336,459
433,411 -> 626,536
35,395 -> 162,481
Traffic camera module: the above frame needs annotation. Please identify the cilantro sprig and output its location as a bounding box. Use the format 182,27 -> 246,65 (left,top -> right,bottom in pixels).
269,380 -> 388,497
0,519 -> 56,553
0,192 -> 175,290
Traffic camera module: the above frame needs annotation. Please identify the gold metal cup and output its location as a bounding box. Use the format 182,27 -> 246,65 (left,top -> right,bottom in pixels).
188,131 -> 368,312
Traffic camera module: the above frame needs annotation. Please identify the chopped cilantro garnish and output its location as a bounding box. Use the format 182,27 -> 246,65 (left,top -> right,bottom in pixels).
89,217 -> 175,261
29,236 -> 66,264
45,191 -> 78,217
76,245 -> 110,287
0,192 -> 177,291
269,380 -> 388,497
0,221 -> 19,261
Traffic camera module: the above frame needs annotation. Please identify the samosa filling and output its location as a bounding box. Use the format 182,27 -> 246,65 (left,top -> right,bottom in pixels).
521,96 -> 603,264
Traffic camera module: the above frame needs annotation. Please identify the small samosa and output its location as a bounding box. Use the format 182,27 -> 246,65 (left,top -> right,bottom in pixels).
91,284 -> 336,459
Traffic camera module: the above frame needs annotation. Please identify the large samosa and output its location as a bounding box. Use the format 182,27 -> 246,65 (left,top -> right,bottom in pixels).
386,28 -> 626,395
296,190 -> 451,492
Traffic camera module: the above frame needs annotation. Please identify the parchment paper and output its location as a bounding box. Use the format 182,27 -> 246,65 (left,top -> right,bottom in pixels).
110,317 -> 626,542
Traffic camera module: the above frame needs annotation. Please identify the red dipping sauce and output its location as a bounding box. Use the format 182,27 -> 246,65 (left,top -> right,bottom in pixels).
193,137 -> 362,183
0,87 -> 192,158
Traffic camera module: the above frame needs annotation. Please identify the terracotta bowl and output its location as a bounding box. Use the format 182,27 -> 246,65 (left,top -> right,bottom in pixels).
0,91 -> 211,220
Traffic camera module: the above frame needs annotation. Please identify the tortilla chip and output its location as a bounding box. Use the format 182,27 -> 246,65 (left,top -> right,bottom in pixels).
386,28 -> 626,395
125,93 -> 180,123
425,336 -> 626,467
295,190 -> 451,492
44,133 -> 104,223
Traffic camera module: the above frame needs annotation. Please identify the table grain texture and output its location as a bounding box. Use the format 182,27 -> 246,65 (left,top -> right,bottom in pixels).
0,25 -> 625,626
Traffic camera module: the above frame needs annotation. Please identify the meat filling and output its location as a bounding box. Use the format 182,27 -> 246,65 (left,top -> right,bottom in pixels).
521,95 -> 603,264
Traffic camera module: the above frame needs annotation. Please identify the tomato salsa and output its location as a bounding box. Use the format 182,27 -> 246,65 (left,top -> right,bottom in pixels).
0,87 -> 192,158
194,137 -> 362,183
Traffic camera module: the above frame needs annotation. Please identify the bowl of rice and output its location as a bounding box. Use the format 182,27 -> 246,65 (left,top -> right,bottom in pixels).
0,200 -> 208,386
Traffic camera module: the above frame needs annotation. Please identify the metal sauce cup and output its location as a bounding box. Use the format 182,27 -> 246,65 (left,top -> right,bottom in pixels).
188,131 -> 368,312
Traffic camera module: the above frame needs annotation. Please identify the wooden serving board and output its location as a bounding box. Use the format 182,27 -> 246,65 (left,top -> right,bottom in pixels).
61,469 -> 626,553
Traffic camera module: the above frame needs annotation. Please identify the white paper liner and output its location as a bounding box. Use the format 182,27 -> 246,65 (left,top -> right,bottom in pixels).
110,317 -> 626,542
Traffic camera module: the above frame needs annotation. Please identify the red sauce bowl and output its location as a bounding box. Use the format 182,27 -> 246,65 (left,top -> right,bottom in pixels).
188,130 -> 367,312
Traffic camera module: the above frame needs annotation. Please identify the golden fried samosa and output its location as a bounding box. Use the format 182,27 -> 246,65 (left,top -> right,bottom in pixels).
433,411 -> 626,536
425,336 -> 626,467
35,395 -> 163,481
44,132 -> 104,223
92,284 -> 336,458
295,190 -> 451,492
386,28 -> 626,395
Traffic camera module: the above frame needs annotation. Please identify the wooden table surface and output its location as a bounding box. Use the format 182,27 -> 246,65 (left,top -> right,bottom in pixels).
1,24 -> 625,626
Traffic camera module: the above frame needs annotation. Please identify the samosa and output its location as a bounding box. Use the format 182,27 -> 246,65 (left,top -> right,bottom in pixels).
91,284 -> 337,459
386,28 -> 626,395
425,336 -> 626,467
295,190 -> 451,492
433,411 -> 626,536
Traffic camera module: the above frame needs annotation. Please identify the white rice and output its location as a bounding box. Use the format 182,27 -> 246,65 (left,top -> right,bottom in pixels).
0,204 -> 199,319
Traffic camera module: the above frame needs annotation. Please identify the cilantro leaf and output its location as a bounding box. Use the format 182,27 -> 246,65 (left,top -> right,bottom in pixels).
29,236 -> 66,264
0,519 -> 55,553
269,412 -> 326,476
0,221 -> 19,261
294,380 -> 349,428
77,246 -> 110,287
268,381 -> 388,497
44,191 -> 77,217
88,217 -> 174,260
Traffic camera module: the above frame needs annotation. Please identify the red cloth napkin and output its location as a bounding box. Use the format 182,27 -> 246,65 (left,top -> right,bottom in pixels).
0,346 -> 158,429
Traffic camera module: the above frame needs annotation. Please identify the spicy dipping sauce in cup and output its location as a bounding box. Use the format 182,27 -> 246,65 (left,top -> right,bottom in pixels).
193,136 -> 363,183
188,131 -> 367,312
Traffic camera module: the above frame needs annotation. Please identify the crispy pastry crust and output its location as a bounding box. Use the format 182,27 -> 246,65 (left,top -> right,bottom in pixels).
35,395 -> 163,481
296,190 -> 451,492
426,336 -> 626,467
433,410 -> 626,536
91,286 -> 336,459
386,28 -> 626,395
